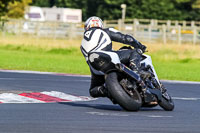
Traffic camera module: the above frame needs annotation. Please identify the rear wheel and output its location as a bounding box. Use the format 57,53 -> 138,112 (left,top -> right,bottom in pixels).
105,72 -> 142,111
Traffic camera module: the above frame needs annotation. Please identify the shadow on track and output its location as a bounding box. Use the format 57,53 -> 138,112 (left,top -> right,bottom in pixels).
59,102 -> 163,112
59,102 -> 123,111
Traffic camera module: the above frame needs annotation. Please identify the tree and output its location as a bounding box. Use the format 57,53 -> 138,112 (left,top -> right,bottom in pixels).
192,0 -> 200,8
173,0 -> 200,20
31,0 -> 55,7
136,0 -> 182,20
7,0 -> 32,18
96,0 -> 124,20
0,0 -> 20,19
54,0 -> 88,20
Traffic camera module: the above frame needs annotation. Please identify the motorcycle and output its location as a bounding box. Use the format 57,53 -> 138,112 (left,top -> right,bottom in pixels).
104,47 -> 175,111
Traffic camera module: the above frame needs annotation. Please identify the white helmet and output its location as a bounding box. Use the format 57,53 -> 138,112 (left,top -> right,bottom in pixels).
84,16 -> 103,30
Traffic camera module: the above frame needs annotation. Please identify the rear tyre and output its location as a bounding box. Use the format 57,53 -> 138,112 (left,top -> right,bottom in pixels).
105,72 -> 142,111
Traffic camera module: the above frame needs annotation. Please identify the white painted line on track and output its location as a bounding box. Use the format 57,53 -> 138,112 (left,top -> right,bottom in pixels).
0,69 -> 55,75
0,69 -> 90,77
161,80 -> 200,85
87,112 -> 129,117
145,115 -> 173,118
0,77 -> 90,82
172,97 -> 200,101
87,112 -> 174,118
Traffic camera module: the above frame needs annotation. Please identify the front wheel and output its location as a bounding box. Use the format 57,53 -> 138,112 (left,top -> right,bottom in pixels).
105,72 -> 142,111
159,93 -> 174,111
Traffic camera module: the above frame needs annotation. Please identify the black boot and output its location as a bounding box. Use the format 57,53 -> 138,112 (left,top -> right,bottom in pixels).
89,86 -> 108,98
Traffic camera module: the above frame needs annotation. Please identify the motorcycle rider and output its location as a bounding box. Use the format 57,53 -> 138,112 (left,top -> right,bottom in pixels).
80,16 -> 147,98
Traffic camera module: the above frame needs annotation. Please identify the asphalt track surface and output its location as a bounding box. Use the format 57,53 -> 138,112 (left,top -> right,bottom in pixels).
0,71 -> 200,133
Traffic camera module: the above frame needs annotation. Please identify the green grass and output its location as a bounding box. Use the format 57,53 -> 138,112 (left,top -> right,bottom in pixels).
150,50 -> 200,81
0,45 -> 90,75
0,44 -> 200,81
153,59 -> 200,81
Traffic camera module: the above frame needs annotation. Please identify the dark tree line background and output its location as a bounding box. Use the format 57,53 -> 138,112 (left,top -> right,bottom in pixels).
31,0 -> 200,21
2,0 -> 200,21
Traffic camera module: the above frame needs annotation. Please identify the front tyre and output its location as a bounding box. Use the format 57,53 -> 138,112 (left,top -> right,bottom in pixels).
159,93 -> 174,111
105,72 -> 142,111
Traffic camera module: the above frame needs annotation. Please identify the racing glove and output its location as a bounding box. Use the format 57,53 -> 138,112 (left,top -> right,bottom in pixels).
137,42 -> 147,53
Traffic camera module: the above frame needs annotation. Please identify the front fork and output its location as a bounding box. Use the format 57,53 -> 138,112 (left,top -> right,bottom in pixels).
115,63 -> 163,102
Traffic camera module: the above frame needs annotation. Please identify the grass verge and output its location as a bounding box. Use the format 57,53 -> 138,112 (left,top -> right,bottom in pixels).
0,45 -> 89,75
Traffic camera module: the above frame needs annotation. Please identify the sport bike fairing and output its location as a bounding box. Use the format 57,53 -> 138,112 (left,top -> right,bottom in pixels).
141,54 -> 160,85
